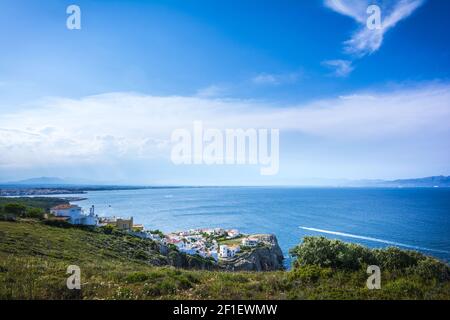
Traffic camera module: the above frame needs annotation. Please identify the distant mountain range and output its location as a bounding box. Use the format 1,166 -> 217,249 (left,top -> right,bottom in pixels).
1,177 -> 103,186
1,175 -> 449,188
370,176 -> 450,188
6,177 -> 69,185
305,176 -> 450,188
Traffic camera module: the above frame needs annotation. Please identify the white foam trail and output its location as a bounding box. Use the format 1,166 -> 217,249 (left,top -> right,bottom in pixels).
299,226 -> 450,254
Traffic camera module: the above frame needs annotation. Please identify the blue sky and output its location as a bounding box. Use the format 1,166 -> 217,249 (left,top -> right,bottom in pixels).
0,0 -> 449,185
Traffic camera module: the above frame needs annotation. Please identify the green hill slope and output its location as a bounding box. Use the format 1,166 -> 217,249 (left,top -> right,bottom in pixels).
1,220 -> 449,300
1,197 -> 449,300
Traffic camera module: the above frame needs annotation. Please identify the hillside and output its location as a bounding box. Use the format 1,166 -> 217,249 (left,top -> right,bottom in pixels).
1,219 -> 450,300
1,196 -> 449,300
0,219 -> 214,268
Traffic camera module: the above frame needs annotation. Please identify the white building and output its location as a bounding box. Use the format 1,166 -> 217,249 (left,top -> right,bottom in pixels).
147,232 -> 162,241
219,245 -> 240,259
209,250 -> 219,261
50,204 -> 98,226
226,229 -> 240,239
242,237 -> 259,247
129,231 -> 149,239
202,228 -> 226,237
179,246 -> 197,255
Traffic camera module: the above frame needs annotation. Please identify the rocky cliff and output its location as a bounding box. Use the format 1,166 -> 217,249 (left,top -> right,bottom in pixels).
157,243 -> 217,270
219,234 -> 284,271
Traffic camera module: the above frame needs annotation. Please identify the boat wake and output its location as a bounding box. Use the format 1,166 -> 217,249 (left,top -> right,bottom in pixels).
299,226 -> 450,254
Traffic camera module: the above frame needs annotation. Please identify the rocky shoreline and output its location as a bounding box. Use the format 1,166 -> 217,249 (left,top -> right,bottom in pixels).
219,235 -> 284,271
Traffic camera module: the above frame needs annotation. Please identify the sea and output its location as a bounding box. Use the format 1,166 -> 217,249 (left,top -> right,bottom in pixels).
52,187 -> 450,268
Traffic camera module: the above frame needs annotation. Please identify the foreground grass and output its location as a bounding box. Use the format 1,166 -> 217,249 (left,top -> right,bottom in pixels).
1,220 -> 449,300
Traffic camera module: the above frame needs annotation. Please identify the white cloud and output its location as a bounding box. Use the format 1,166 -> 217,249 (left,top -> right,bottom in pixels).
325,0 -> 425,56
196,85 -> 227,98
251,72 -> 299,86
1,83 -> 449,170
324,0 -> 368,23
322,59 -> 354,77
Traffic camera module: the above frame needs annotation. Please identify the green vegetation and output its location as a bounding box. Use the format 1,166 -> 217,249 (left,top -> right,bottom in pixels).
149,229 -> 164,237
0,197 -> 67,212
1,197 -> 449,300
290,236 -> 450,279
1,219 -> 449,299
217,236 -> 244,246
0,197 -> 67,221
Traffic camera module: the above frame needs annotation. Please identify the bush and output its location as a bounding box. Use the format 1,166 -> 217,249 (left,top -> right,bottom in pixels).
131,249 -> 150,261
289,236 -> 449,278
1,203 -> 45,219
374,247 -> 422,270
100,225 -> 115,235
412,257 -> 450,281
289,237 -> 376,270
4,203 -> 27,216
125,272 -> 150,283
24,208 -> 45,219
288,265 -> 333,283
383,278 -> 425,299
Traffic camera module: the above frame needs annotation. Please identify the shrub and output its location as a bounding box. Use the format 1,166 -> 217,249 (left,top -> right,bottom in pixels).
412,257 -> 450,281
4,203 -> 27,216
288,265 -> 333,283
289,236 -> 376,270
374,247 -> 423,270
125,272 -> 150,283
1,203 -> 45,220
100,225 -> 115,235
383,278 -> 425,299
131,249 -> 150,261
24,208 -> 45,219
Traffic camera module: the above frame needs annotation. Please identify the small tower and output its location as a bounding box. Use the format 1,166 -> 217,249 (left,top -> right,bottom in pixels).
89,205 -> 95,216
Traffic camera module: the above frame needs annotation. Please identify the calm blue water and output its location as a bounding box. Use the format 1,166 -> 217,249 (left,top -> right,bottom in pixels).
66,187 -> 450,267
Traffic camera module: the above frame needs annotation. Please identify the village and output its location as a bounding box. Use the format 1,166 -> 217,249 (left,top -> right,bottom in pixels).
49,203 -> 267,263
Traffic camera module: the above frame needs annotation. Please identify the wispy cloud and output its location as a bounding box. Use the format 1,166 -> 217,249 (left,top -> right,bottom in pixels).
1,83 -> 449,171
251,72 -> 299,86
325,0 -> 425,57
322,59 -> 354,77
196,85 -> 227,98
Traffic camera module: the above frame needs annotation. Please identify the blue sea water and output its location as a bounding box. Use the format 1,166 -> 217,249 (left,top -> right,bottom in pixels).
67,187 -> 450,267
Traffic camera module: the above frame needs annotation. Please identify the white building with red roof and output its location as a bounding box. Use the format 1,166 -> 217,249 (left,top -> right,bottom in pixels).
50,204 -> 98,226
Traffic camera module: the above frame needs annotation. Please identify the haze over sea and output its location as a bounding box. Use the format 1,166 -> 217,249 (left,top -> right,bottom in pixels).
65,187 -> 450,267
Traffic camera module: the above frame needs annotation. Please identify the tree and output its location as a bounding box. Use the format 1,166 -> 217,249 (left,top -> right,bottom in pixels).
4,203 -> 27,217
25,208 -> 45,219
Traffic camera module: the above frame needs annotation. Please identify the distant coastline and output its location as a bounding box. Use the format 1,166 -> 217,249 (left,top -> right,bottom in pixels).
1,175 -> 449,192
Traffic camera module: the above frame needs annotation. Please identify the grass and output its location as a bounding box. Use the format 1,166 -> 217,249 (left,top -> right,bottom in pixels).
217,236 -> 244,246
1,220 -> 450,300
